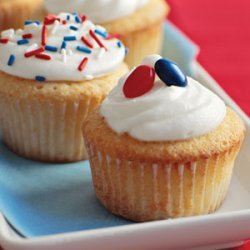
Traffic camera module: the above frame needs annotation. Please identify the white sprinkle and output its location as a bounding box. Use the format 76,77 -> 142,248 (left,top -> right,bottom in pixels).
51,20 -> 60,35
1,29 -> 14,39
16,29 -> 24,35
68,49 -> 73,56
85,75 -> 94,80
24,23 -> 38,32
85,21 -> 95,30
61,48 -> 67,63
25,43 -> 38,52
96,47 -> 105,59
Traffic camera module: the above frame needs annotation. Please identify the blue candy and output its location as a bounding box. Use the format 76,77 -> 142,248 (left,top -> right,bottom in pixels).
155,59 -> 187,87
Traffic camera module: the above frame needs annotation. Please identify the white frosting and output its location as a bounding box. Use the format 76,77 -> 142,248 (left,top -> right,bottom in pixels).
100,62 -> 226,141
44,0 -> 149,24
0,13 -> 125,81
141,54 -> 162,67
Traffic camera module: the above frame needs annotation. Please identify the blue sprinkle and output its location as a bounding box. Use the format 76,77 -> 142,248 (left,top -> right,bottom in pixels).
45,45 -> 58,52
63,36 -> 76,41
35,76 -> 46,82
17,39 -> 29,45
7,55 -> 15,66
70,25 -> 78,31
125,48 -> 129,55
67,15 -> 70,21
76,46 -> 92,54
94,29 -> 107,38
24,20 -> 40,25
75,15 -> 81,23
61,41 -> 67,49
117,41 -> 122,48
24,20 -> 33,25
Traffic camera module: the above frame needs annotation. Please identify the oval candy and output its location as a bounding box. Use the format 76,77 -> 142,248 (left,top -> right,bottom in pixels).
155,59 -> 188,87
123,65 -> 155,98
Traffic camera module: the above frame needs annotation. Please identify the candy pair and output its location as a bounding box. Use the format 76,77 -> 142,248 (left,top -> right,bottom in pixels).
123,56 -> 188,98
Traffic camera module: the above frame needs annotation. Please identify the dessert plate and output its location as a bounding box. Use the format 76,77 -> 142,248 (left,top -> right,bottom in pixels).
0,22 -> 250,250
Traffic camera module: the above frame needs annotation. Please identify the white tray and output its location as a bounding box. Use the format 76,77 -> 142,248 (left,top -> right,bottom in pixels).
0,62 -> 250,250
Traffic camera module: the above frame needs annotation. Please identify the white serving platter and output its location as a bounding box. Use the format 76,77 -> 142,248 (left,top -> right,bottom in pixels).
0,61 -> 250,250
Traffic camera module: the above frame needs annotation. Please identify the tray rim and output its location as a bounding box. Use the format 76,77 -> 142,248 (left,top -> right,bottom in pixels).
0,61 -> 250,250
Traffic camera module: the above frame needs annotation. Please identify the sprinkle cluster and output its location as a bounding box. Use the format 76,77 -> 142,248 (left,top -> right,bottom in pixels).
0,13 -> 124,82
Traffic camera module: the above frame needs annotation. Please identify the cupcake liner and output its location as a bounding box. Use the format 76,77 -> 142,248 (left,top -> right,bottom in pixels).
121,21 -> 164,68
0,0 -> 43,31
86,141 -> 240,222
0,94 -> 96,162
0,62 -> 127,163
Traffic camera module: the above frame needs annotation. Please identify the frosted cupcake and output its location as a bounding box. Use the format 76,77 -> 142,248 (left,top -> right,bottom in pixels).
0,13 -> 128,162
83,55 -> 246,221
42,0 -> 169,67
0,0 -> 43,31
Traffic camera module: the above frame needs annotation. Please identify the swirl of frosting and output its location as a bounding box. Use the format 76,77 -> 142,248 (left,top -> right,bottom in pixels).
0,13 -> 125,82
44,0 -> 149,24
100,57 -> 226,141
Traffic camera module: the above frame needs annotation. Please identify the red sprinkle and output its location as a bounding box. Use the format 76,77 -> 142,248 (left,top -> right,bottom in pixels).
81,36 -> 93,49
41,25 -> 47,46
44,14 -> 60,25
35,53 -> 51,60
78,57 -> 88,71
22,33 -> 33,39
0,38 -> 9,44
81,15 -> 87,22
123,65 -> 155,98
62,20 -> 67,25
106,33 -> 121,40
89,30 -> 107,50
24,47 -> 45,57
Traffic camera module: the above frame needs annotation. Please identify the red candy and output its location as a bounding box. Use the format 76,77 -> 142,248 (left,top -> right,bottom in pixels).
123,65 -> 155,98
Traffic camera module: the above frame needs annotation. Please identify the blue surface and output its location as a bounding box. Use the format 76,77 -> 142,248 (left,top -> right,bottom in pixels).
0,142 -> 132,237
0,21 -> 199,237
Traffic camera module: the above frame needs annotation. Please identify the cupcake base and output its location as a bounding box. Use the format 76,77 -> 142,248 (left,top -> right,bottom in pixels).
0,64 -> 128,162
87,139 -> 239,221
83,108 -> 245,221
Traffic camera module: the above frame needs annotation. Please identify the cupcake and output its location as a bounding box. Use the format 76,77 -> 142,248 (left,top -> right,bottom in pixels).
0,13 -> 128,162
0,0 -> 43,31
83,55 -> 246,221
42,0 -> 169,67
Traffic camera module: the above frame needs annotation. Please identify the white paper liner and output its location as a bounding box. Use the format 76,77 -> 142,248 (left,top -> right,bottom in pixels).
87,142 -> 236,221
0,95 -> 92,162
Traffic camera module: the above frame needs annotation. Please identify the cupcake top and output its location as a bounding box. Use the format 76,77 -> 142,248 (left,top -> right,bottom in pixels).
0,13 -> 126,82
44,0 -> 149,24
100,55 -> 226,141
